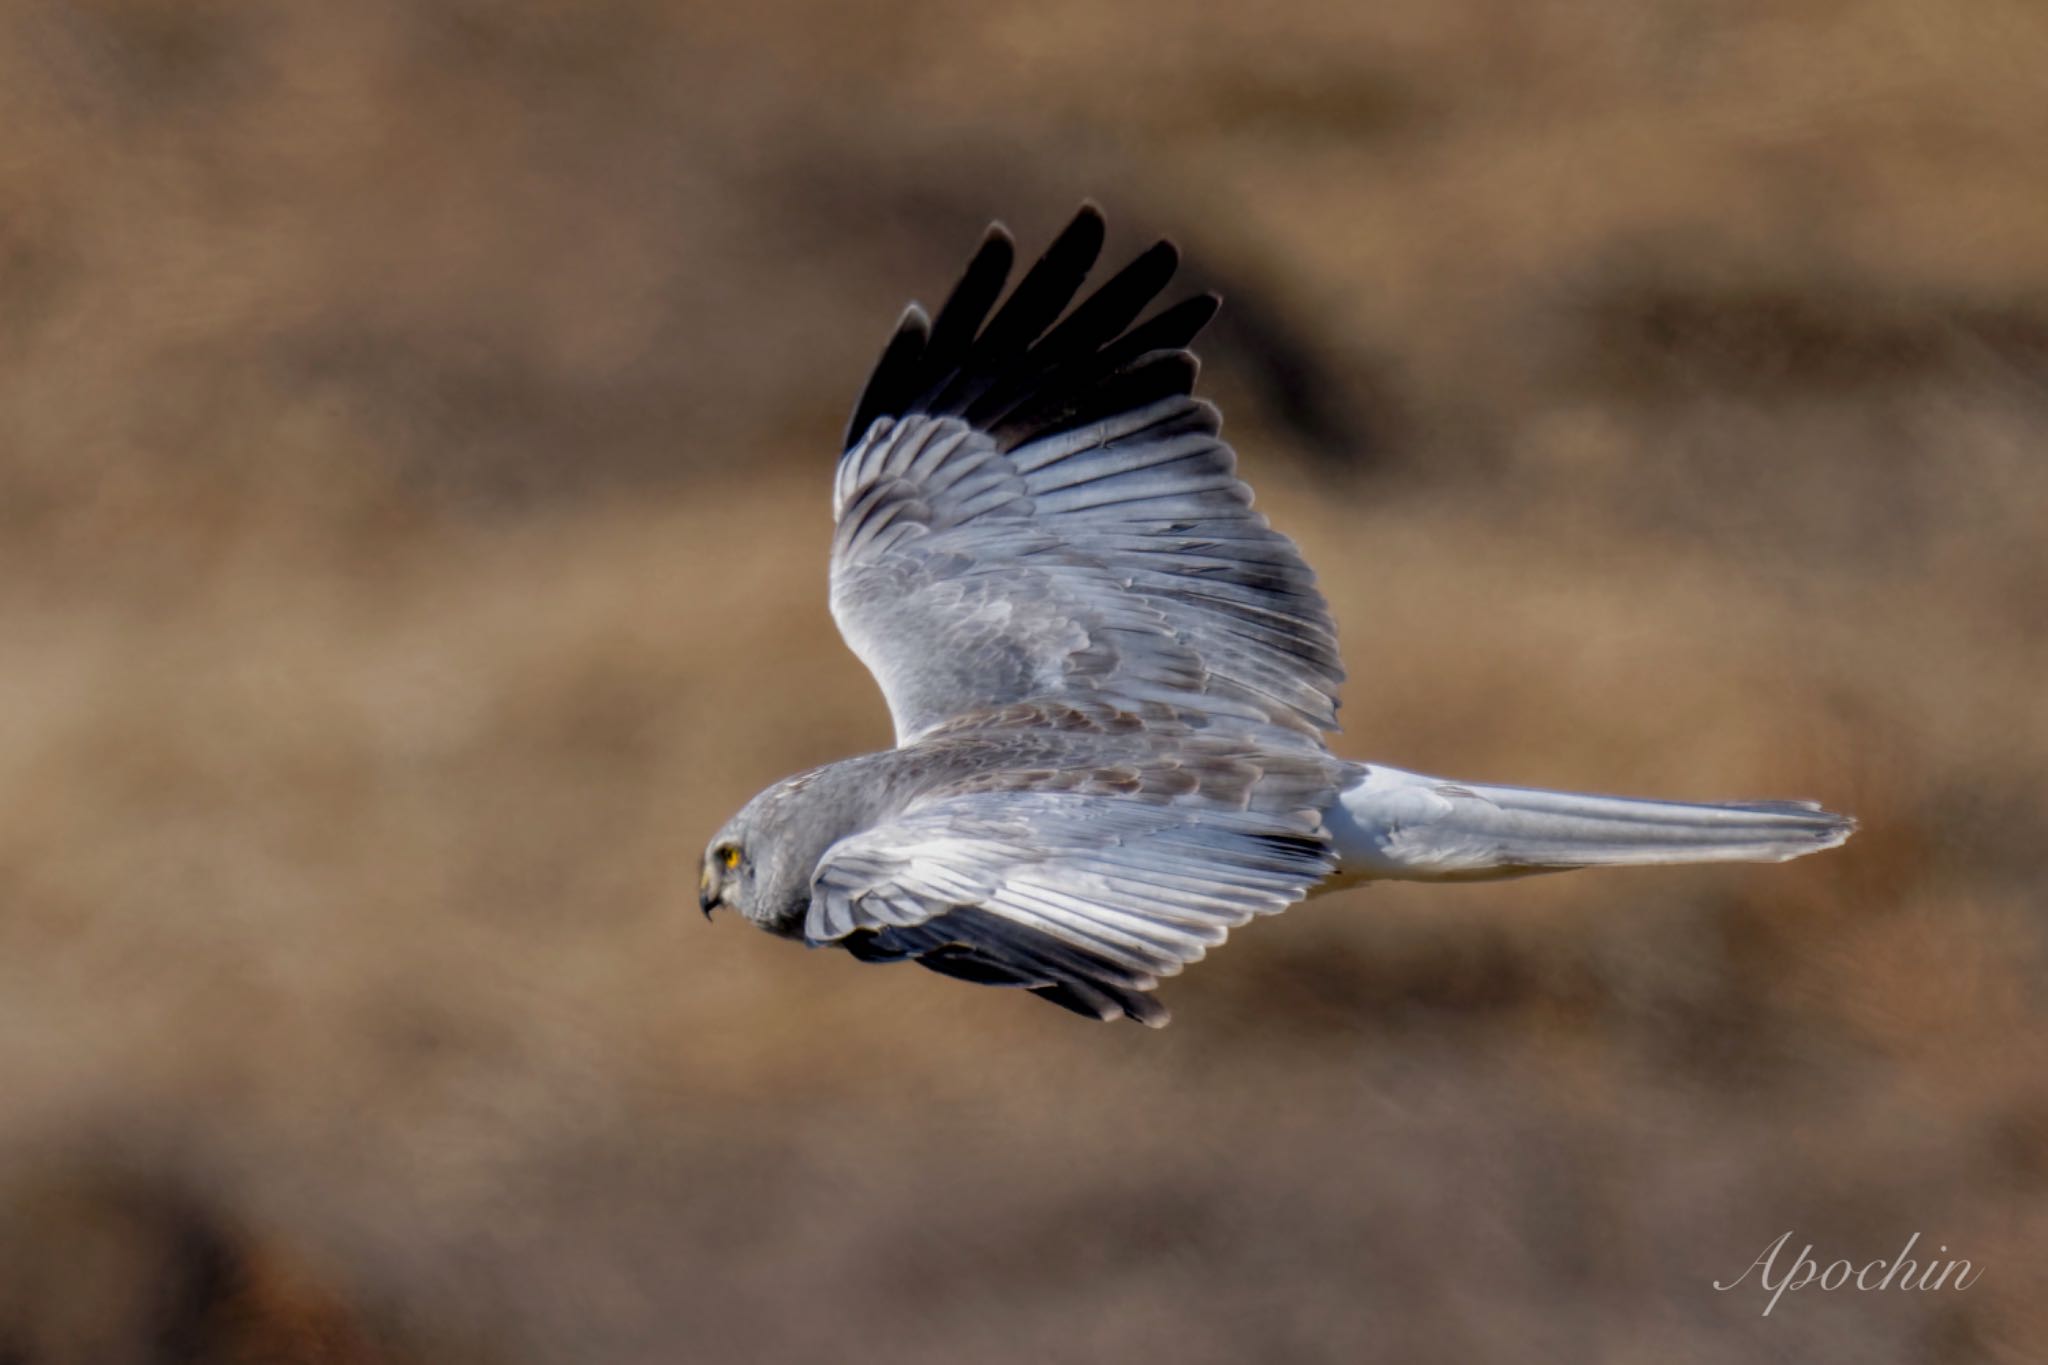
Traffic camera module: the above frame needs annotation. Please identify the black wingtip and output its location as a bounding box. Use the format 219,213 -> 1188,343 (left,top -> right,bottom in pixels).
843,302 -> 934,450
1050,206 -> 1107,266
1175,292 -> 1224,342
962,219 -> 1016,266
912,229 -> 1016,401
846,204 -> 1225,453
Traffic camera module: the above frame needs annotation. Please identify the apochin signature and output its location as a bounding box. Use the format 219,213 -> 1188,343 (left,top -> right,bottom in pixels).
1715,1231 -> 1982,1316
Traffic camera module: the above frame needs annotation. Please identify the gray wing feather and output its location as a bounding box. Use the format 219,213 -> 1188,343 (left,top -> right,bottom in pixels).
807,787 -> 1335,1025
830,399 -> 1341,745
827,208 -> 1342,748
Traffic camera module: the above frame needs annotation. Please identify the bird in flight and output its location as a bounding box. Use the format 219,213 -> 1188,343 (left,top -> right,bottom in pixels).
699,205 -> 1854,1025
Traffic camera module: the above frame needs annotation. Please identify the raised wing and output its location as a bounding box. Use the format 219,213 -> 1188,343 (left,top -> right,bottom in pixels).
808,777 -> 1336,1026
830,206 -> 1344,747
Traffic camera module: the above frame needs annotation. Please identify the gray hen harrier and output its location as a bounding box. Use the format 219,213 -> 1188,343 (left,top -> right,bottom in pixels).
700,206 -> 1853,1025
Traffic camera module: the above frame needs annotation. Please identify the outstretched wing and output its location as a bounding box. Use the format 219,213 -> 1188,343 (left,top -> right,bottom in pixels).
808,782 -> 1336,1026
830,206 -> 1343,748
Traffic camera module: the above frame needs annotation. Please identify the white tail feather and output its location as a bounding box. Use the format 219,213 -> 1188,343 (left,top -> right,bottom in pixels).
1322,765 -> 1855,886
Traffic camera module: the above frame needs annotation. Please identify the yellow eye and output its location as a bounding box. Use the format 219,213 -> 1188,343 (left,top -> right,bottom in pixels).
721,845 -> 741,869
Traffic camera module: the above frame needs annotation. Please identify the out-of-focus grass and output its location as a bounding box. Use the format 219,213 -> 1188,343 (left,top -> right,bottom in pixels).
2,2 -> 2045,1362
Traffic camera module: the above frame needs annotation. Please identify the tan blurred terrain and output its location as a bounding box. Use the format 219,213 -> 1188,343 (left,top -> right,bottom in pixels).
3,1 -> 2046,1361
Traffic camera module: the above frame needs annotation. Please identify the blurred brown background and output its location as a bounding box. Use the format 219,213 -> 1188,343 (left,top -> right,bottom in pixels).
2,1 -> 2045,1361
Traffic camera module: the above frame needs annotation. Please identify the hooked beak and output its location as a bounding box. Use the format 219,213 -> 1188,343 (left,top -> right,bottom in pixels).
699,881 -> 718,920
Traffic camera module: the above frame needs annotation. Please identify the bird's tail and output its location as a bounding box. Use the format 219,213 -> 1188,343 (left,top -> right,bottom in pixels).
1323,764 -> 1855,885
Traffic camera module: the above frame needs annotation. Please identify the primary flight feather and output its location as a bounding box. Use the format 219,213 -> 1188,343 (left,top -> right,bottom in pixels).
699,205 -> 1854,1026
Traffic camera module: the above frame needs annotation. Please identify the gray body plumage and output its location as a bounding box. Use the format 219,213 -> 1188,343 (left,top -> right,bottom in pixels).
715,701 -> 1345,1024
700,207 -> 1854,1025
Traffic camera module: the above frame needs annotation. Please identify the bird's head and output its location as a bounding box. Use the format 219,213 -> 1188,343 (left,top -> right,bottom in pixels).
700,767 -> 869,937
699,800 -> 779,930
698,820 -> 750,922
